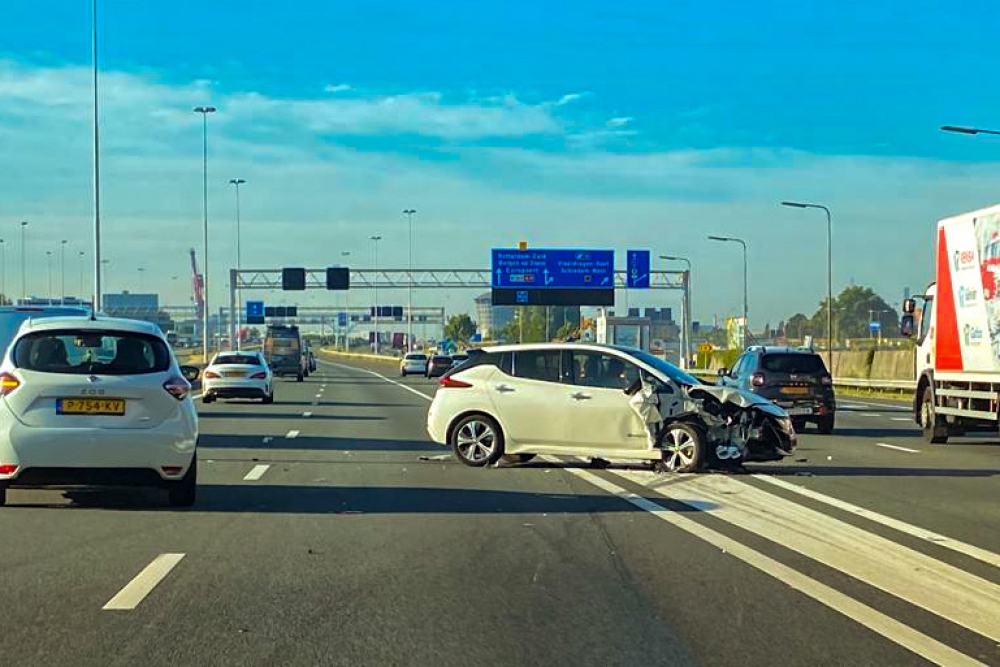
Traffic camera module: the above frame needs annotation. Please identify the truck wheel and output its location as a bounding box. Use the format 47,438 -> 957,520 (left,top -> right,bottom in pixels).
921,387 -> 948,444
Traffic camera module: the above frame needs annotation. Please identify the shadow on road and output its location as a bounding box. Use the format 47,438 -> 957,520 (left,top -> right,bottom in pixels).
199,434 -> 432,451
750,464 -> 1000,478
198,412 -> 385,422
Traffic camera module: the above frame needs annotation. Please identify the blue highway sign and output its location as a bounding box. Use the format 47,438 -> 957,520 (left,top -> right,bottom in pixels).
626,250 -> 650,289
246,300 -> 265,324
491,248 -> 614,289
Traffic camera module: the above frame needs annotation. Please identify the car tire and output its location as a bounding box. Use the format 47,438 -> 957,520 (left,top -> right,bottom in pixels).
201,394 -> 215,404
262,391 -> 274,405
921,387 -> 948,444
791,418 -> 807,433
450,414 -> 504,467
296,372 -> 304,383
167,457 -> 197,508
817,414 -> 835,435
656,422 -> 705,473
0,485 -> 7,507
501,453 -> 535,465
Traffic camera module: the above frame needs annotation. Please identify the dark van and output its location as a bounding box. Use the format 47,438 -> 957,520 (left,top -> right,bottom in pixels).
263,324 -> 304,382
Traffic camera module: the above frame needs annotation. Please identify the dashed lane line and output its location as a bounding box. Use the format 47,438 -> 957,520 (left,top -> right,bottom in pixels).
103,554 -> 186,611
875,442 -> 921,454
243,464 -> 270,481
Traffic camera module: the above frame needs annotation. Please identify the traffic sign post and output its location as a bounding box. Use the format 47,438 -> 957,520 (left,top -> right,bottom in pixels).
626,250 -> 651,289
491,248 -> 615,306
246,300 -> 265,325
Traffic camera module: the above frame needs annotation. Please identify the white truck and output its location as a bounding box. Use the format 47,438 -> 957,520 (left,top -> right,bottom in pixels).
902,202 -> 1000,443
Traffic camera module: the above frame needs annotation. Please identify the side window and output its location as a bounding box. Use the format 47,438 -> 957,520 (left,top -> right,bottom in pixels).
739,354 -> 756,377
918,298 -> 932,344
570,351 -> 641,390
729,354 -> 746,377
512,350 -> 562,383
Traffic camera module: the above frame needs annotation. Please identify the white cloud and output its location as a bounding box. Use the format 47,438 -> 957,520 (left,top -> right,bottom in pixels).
323,83 -> 352,93
606,116 -> 633,127
553,92 -> 590,106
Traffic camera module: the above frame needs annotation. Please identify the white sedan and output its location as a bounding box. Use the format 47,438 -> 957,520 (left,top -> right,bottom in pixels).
202,351 -> 273,404
0,315 -> 200,507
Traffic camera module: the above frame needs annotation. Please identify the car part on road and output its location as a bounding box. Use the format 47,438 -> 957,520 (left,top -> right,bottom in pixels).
450,414 -> 504,467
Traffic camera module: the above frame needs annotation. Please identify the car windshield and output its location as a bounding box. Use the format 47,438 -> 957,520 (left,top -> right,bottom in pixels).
628,349 -> 702,386
214,354 -> 261,366
406,354 -> 427,360
13,330 -> 171,375
761,353 -> 827,374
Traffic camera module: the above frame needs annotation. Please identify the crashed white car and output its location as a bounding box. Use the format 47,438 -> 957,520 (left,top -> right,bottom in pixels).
426,343 -> 796,472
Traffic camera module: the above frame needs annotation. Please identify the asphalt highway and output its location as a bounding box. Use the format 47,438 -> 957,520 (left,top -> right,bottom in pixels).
0,356 -> 997,667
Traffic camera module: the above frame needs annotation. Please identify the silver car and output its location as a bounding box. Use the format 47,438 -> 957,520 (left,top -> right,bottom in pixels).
400,352 -> 428,377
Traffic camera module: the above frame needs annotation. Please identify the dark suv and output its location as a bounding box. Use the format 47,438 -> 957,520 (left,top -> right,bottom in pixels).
718,346 -> 836,433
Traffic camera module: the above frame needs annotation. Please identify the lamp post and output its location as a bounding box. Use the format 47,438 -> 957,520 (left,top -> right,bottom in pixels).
707,236 -> 748,349
193,105 -> 216,363
60,239 -> 67,305
46,251 -> 53,300
370,235 -> 382,355
91,0 -> 103,312
78,251 -> 85,297
341,250 -> 351,351
781,201 -> 833,369
403,208 -> 416,351
100,258 -> 110,304
229,178 -> 246,349
20,221 -> 28,301
660,254 -> 691,368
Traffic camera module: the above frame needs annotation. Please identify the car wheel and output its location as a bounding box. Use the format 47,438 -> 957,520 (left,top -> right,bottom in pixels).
262,390 -> 274,404
0,485 -> 7,507
501,453 -> 535,464
201,394 -> 215,404
296,372 -> 304,383
921,387 -> 948,444
656,422 -> 704,473
791,418 -> 807,433
450,415 -> 504,467
817,414 -> 835,435
167,457 -> 197,508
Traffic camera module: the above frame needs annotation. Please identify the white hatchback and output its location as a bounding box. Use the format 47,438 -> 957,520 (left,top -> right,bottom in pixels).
0,316 -> 200,507
400,352 -> 428,377
427,343 -> 795,472
202,351 -> 273,403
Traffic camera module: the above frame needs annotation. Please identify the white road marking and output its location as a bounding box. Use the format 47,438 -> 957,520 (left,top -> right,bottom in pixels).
875,442 -> 921,454
243,464 -> 270,481
558,465 -> 989,667
322,361 -> 434,402
607,469 -> 1000,643
285,430 -> 300,439
103,554 -> 186,611
842,400 -> 910,412
891,417 -> 912,422
755,475 -> 1000,569
302,411 -> 313,418
315,393 -> 322,398
860,412 -> 883,418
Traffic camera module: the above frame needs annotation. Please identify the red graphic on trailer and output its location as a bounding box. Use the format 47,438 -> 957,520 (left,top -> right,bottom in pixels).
936,227 -> 963,371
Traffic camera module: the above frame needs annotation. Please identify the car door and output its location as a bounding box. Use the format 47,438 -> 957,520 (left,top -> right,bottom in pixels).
563,350 -> 648,451
486,349 -> 567,448
722,353 -> 749,388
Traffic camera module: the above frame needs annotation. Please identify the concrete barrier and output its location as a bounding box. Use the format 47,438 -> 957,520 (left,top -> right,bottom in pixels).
319,349 -> 399,365
870,349 -> 916,381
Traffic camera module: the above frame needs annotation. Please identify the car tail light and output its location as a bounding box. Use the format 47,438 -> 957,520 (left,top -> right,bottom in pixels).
821,376 -> 833,386
439,376 -> 472,389
751,373 -> 766,387
203,370 -> 221,379
163,376 -> 191,400
250,371 -> 267,379
0,373 -> 20,396
0,464 -> 18,475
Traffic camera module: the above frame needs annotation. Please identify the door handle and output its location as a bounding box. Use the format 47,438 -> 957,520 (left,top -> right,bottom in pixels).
495,384 -> 515,393
570,392 -> 592,401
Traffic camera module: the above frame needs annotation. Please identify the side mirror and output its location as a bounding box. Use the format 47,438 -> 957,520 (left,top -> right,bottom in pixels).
717,367 -> 728,377
900,314 -> 915,338
179,365 -> 201,382
902,298 -> 916,314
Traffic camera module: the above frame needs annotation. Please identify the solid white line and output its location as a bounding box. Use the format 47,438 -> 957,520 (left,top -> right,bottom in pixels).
608,470 -> 1000,643
860,412 -> 883,418
103,553 -> 185,611
875,442 -> 921,454
559,465 -> 988,667
286,430 -> 300,439
891,417 -> 913,422
754,475 -> 1000,569
322,361 -> 434,402
302,411 -> 313,418
243,464 -> 270,481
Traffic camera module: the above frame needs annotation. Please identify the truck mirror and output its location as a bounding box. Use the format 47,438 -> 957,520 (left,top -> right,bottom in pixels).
900,314 -> 915,337
902,298 -> 916,314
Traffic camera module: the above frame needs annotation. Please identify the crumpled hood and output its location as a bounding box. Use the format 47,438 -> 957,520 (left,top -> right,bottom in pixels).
686,385 -> 788,418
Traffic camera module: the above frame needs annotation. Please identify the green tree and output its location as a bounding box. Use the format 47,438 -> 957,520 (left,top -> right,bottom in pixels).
499,307 -> 547,343
785,313 -> 812,339
443,313 -> 477,342
555,320 -> 579,341
812,286 -> 899,341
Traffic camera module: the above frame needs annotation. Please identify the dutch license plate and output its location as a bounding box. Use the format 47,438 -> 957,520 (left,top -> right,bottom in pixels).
57,398 -> 126,415
783,386 -> 809,395
787,407 -> 813,416
223,371 -> 246,377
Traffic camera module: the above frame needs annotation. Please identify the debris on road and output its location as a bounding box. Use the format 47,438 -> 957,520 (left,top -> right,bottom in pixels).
419,454 -> 452,462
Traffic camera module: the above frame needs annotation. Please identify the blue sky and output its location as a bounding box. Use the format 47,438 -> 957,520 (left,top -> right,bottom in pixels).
2,1 -> 1000,326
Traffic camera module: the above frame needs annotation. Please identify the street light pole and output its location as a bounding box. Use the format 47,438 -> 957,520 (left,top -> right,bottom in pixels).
91,0 -> 103,313
781,201 -> 833,369
370,235 -> 382,355
660,255 -> 691,368
46,251 -> 53,300
78,251 -> 85,297
60,240 -> 67,305
100,259 -> 110,299
707,236 -> 748,349
403,209 -> 416,351
193,105 -> 216,363
341,250 -> 351,352
20,221 -> 28,301
229,178 -> 246,350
